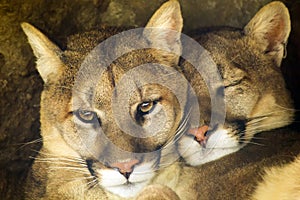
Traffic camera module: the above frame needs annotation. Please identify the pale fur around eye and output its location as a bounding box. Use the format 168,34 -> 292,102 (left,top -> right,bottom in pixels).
73,109 -> 99,124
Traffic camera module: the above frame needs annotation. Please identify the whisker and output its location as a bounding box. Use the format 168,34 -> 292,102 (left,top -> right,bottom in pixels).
36,151 -> 85,160
162,108 -> 191,150
34,157 -> 86,164
33,161 -> 87,169
47,175 -> 93,189
86,177 -> 100,190
13,135 -> 52,152
178,146 -> 242,159
15,138 -> 43,147
60,176 -> 95,187
274,104 -> 296,111
48,166 -> 88,172
241,135 -> 267,140
246,117 -> 268,125
246,120 -> 294,133
71,176 -> 95,182
260,109 -> 293,116
246,108 -> 293,122
239,140 -> 265,146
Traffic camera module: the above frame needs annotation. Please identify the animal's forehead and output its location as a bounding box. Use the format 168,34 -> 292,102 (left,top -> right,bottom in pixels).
72,61 -> 186,109
198,32 -> 242,52
198,31 -> 266,68
66,28 -> 124,53
63,52 -> 149,109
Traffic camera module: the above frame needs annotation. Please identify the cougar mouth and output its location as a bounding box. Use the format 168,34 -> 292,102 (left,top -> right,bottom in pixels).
85,158 -> 157,197
179,123 -> 247,166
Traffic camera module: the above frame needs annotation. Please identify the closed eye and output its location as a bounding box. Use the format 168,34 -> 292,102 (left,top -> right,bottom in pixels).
224,78 -> 244,88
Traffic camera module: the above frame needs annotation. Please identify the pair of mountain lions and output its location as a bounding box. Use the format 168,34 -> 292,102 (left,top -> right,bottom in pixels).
22,0 -> 297,199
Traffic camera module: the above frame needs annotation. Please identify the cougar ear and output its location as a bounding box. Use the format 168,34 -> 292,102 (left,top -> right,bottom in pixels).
21,22 -> 64,83
144,0 -> 183,66
244,1 -> 291,67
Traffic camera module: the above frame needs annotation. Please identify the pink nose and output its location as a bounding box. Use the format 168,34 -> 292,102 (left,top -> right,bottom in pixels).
188,125 -> 209,146
111,159 -> 139,179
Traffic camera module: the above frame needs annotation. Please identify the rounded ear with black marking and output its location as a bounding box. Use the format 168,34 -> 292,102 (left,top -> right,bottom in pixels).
244,1 -> 291,67
21,22 -> 64,83
144,0 -> 183,66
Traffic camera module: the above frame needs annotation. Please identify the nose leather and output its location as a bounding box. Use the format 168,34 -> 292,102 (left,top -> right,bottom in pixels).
111,159 -> 139,178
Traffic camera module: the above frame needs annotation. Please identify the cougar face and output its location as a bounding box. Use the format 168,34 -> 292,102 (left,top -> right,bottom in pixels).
69,56 -> 187,197
22,1 -> 188,197
22,0 -> 294,198
178,2 -> 294,166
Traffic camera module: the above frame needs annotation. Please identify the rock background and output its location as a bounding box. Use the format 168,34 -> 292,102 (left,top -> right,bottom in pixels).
0,0 -> 299,199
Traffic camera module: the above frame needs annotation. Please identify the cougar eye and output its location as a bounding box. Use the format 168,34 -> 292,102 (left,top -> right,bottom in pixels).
74,110 -> 98,124
138,101 -> 156,115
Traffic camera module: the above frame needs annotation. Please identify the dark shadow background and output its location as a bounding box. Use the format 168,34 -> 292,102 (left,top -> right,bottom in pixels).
0,0 -> 299,199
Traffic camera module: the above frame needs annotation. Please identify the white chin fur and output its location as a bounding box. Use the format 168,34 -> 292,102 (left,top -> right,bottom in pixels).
98,163 -> 155,198
179,129 -> 243,166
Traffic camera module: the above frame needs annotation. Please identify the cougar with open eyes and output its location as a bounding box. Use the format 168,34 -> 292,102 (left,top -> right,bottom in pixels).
22,0 -> 294,199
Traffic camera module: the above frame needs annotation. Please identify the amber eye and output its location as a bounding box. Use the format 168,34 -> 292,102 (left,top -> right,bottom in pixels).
74,110 -> 98,124
138,101 -> 155,115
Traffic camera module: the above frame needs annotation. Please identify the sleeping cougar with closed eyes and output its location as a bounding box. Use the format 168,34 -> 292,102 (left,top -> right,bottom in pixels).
22,0 -> 294,199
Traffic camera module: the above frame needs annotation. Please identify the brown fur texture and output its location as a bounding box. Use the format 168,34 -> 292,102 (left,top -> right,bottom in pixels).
21,0 -> 297,199
252,154 -> 300,200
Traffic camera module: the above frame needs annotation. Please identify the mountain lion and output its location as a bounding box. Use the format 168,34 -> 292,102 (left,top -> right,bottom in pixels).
22,0 -> 294,199
252,154 -> 300,200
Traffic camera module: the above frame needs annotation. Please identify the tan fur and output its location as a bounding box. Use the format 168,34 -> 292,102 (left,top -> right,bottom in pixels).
252,155 -> 300,200
177,0 -> 294,166
250,93 -> 293,132
136,185 -> 180,200
21,23 -> 63,83
22,0 -> 294,199
244,1 -> 291,67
